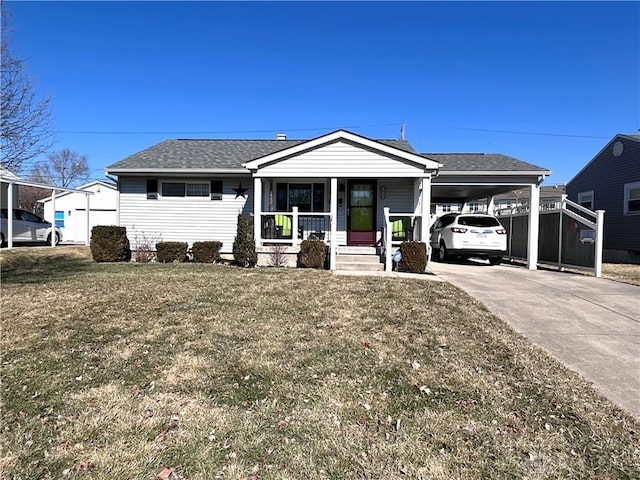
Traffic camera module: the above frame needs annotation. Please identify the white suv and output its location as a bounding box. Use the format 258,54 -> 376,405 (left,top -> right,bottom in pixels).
1,208 -> 62,247
430,213 -> 507,265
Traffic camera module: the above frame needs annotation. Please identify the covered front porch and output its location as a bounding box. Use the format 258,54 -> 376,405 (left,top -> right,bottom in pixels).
252,176 -> 433,270
242,130 -> 441,271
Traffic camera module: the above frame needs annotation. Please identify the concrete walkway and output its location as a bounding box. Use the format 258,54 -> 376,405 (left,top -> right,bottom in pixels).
430,260 -> 640,418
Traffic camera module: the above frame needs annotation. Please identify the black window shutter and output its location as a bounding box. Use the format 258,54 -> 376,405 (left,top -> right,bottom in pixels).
211,180 -> 223,200
146,179 -> 158,200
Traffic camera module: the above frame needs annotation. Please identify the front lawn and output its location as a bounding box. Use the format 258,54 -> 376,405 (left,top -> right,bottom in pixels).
1,247 -> 638,479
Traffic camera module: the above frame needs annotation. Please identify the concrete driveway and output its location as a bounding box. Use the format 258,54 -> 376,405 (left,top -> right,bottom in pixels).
431,260 -> 640,418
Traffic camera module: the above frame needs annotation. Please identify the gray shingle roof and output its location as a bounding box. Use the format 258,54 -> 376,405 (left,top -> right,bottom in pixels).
107,138 -> 416,171
619,134 -> 640,142
421,153 -> 549,172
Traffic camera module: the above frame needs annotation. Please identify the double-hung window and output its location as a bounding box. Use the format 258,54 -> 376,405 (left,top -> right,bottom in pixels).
624,182 -> 640,215
161,182 -> 210,198
578,191 -> 594,209
276,183 -> 325,212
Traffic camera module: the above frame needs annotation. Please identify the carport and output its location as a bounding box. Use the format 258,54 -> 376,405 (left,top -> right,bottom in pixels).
0,172 -> 94,248
422,153 -> 551,271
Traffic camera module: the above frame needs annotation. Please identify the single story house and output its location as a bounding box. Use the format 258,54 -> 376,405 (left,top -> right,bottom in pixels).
567,133 -> 640,263
40,180 -> 118,244
105,129 -> 550,270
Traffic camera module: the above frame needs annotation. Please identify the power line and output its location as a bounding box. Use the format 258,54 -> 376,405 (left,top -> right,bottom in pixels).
444,126 -> 610,139
53,123 -> 404,136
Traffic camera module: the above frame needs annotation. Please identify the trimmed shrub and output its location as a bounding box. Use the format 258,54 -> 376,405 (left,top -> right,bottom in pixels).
233,215 -> 257,267
192,241 -> 223,263
398,241 -> 427,273
90,226 -> 130,262
156,241 -> 188,263
298,239 -> 326,269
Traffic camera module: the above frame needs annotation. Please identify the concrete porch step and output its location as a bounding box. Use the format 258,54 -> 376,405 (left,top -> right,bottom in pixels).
337,246 -> 379,255
336,254 -> 382,264
335,261 -> 384,271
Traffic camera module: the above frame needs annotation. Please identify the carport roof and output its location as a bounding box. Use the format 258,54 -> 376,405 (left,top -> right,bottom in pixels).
421,153 -> 550,174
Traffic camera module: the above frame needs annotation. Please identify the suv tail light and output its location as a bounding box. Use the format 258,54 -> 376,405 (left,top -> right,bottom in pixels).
451,227 -> 468,233
496,228 -> 507,234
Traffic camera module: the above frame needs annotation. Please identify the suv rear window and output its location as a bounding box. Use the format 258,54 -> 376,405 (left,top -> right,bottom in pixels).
458,216 -> 501,227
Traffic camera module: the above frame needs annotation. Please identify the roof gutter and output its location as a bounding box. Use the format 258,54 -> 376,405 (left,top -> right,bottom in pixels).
105,168 -> 250,175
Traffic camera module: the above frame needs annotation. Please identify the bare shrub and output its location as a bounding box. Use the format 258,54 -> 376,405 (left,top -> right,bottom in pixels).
131,230 -> 160,263
268,243 -> 287,267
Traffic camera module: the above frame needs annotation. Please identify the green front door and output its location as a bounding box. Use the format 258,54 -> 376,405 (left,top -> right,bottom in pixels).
347,180 -> 377,245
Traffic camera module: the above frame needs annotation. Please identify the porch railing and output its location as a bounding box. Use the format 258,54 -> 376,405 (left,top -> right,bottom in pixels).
382,207 -> 427,271
259,206 -> 331,247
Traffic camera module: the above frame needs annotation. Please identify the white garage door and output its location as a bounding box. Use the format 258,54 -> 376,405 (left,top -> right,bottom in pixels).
74,209 -> 118,243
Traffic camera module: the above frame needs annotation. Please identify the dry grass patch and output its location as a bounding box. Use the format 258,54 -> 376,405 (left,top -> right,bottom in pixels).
1,248 -> 639,479
603,263 -> 640,286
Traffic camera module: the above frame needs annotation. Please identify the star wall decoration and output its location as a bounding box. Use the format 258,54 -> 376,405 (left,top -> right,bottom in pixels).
233,182 -> 249,199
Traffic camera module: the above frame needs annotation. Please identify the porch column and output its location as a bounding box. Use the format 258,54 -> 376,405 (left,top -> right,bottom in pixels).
420,175 -> 431,243
253,177 -> 262,247
7,181 -> 13,248
51,189 -> 56,247
329,177 -> 338,271
527,183 -> 540,270
594,210 -> 605,278
85,192 -> 91,246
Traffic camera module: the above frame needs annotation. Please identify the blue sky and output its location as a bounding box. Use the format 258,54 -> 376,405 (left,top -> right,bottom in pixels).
5,1 -> 639,185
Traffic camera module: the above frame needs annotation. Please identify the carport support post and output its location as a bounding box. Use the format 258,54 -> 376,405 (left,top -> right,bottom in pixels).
7,181 -> 13,248
486,196 -> 495,215
51,189 -> 56,247
85,192 -> 91,246
420,176 -> 431,244
527,183 -> 540,270
594,210 -> 605,278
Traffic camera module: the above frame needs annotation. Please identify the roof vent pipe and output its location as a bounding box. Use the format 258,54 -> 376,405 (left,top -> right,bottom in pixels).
276,133 -> 287,140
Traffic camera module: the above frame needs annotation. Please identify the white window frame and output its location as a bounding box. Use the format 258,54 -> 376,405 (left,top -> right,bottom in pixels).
578,190 -> 594,210
160,181 -> 210,199
623,181 -> 640,215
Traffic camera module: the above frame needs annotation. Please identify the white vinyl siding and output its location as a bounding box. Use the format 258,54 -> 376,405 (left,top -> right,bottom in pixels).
624,181 -> 640,215
119,176 -> 251,253
255,141 -> 427,178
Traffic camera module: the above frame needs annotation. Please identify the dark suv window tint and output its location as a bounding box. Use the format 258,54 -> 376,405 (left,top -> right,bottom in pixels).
440,215 -> 457,228
458,216 -> 501,227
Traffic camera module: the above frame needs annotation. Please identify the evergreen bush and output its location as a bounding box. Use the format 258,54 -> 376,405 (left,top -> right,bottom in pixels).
90,226 -> 130,262
398,241 -> 427,273
192,241 -> 223,263
156,241 -> 188,263
298,239 -> 326,269
233,215 -> 257,267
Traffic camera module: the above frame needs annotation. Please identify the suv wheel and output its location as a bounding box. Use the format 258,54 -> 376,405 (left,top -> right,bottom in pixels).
489,256 -> 502,266
438,242 -> 448,262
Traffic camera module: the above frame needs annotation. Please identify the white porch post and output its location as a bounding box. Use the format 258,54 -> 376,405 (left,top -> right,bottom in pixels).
594,210 -> 605,278
253,177 -> 262,247
7,181 -> 14,248
51,189 -> 56,247
292,206 -> 299,247
85,192 -> 91,246
420,175 -> 431,243
527,183 -> 540,270
384,207 -> 392,271
330,177 -> 337,271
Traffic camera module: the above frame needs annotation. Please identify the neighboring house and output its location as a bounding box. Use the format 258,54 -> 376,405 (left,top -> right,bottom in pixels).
566,133 -> 640,263
106,129 -> 550,270
40,180 -> 118,244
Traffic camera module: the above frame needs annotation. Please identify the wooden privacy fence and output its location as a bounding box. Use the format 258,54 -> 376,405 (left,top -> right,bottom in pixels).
496,195 -> 605,277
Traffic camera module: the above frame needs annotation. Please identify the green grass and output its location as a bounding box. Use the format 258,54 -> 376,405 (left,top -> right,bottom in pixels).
1,247 -> 639,479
